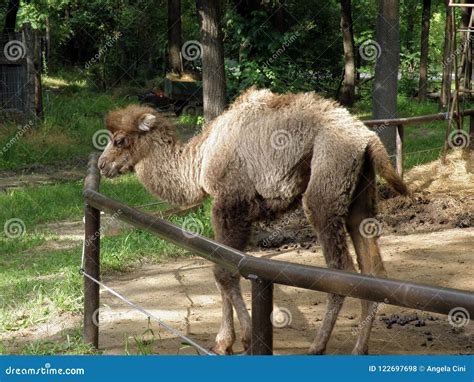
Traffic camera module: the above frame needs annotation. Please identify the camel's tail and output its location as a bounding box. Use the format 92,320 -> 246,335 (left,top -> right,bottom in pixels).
366,136 -> 409,195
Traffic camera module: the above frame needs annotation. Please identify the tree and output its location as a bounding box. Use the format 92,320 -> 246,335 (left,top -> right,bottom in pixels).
339,0 -> 356,106
196,0 -> 227,122
373,0 -> 401,169
440,0 -> 453,109
3,0 -> 20,33
418,0 -> 431,102
168,0 -> 182,74
459,0 -> 472,90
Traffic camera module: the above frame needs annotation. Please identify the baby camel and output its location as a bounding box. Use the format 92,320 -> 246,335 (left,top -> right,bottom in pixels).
98,88 -> 408,355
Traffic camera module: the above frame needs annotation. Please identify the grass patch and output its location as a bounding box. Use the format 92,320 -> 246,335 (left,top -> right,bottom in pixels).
354,96 -> 474,169
20,329 -> 99,355
0,185 -> 212,354
0,71 -> 132,170
0,175 -> 167,230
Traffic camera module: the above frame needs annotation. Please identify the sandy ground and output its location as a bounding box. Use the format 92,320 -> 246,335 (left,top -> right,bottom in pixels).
92,227 -> 474,355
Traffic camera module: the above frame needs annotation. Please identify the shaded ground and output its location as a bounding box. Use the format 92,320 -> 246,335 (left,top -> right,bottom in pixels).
6,228 -> 471,355
0,157 -> 88,191
2,150 -> 472,355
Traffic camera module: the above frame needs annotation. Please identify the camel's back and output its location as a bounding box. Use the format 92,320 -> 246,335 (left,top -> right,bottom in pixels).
199,88 -> 374,199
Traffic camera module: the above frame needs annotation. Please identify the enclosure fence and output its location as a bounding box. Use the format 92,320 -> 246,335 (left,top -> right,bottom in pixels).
83,136 -> 474,354
0,24 -> 43,118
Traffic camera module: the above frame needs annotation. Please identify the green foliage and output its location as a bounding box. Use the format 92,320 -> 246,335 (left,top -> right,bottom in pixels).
223,2 -> 342,98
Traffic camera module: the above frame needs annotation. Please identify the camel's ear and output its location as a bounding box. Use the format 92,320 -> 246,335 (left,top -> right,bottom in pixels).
138,113 -> 156,132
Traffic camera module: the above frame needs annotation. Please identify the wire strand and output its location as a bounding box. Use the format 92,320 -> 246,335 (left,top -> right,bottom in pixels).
80,269 -> 214,356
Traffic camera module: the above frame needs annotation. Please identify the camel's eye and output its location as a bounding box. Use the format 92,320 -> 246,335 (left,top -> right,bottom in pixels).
114,137 -> 127,148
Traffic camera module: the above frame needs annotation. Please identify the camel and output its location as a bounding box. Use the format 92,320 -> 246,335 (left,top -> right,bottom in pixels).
97,87 -> 408,355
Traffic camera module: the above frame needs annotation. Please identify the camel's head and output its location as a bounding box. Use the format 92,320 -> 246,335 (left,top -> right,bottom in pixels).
98,105 -> 162,178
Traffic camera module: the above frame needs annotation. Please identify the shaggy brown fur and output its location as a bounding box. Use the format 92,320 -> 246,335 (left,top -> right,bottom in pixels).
98,87 -> 408,355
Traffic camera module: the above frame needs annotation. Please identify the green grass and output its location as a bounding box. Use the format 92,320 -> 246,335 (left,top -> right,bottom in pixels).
0,70 -> 132,170
1,70 -> 471,355
0,175 -> 166,229
0,182 -> 212,354
354,95 -> 474,169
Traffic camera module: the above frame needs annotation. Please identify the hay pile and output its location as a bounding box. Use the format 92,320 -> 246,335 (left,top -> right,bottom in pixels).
405,150 -> 474,194
378,150 -> 474,234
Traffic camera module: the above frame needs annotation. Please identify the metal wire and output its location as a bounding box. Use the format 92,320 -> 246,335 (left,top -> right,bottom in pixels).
79,268 -> 214,356
81,227 -> 212,355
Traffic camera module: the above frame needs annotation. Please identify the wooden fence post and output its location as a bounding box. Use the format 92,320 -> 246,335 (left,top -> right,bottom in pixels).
251,278 -> 273,355
83,154 -> 101,348
396,124 -> 404,178
470,114 -> 474,150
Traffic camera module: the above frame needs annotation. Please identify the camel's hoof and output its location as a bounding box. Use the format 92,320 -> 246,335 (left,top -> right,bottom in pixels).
308,347 -> 325,355
351,347 -> 369,355
211,345 -> 234,355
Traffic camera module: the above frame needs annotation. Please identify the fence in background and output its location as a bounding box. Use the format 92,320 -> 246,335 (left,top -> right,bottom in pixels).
82,152 -> 474,355
363,108 -> 474,176
0,24 -> 43,119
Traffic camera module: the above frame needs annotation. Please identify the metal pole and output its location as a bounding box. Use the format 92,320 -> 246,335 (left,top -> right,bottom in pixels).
251,278 -> 273,355
83,153 -> 101,348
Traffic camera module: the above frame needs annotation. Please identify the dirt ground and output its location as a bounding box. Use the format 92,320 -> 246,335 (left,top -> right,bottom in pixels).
3,151 -> 473,355
92,152 -> 474,355
86,227 -> 472,356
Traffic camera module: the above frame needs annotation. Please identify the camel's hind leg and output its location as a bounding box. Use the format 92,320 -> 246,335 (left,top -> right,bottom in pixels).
302,170 -> 356,355
210,198 -> 252,355
346,155 -> 387,355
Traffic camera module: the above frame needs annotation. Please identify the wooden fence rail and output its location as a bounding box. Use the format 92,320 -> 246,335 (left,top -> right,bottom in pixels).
83,151 -> 474,355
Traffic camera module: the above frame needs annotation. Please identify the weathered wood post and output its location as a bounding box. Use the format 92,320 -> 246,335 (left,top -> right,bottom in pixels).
470,114 -> 474,150
22,23 -> 43,119
83,153 -> 101,348
396,124 -> 404,177
251,277 -> 273,355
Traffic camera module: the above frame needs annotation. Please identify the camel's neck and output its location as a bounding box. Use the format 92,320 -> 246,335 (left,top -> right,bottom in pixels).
134,134 -> 206,207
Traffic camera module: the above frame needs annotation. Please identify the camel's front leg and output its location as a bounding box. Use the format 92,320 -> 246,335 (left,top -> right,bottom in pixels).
212,277 -> 235,355
211,197 -> 252,354
212,266 -> 251,354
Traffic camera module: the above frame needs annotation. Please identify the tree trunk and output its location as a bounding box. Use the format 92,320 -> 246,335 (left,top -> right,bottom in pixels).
45,16 -> 51,66
440,0 -> 453,109
460,0 -> 473,91
373,0 -> 401,166
405,3 -> 415,52
196,0 -> 227,122
339,0 -> 356,106
3,0 -> 20,34
418,0 -> 431,102
168,0 -> 182,74
272,2 -> 286,33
